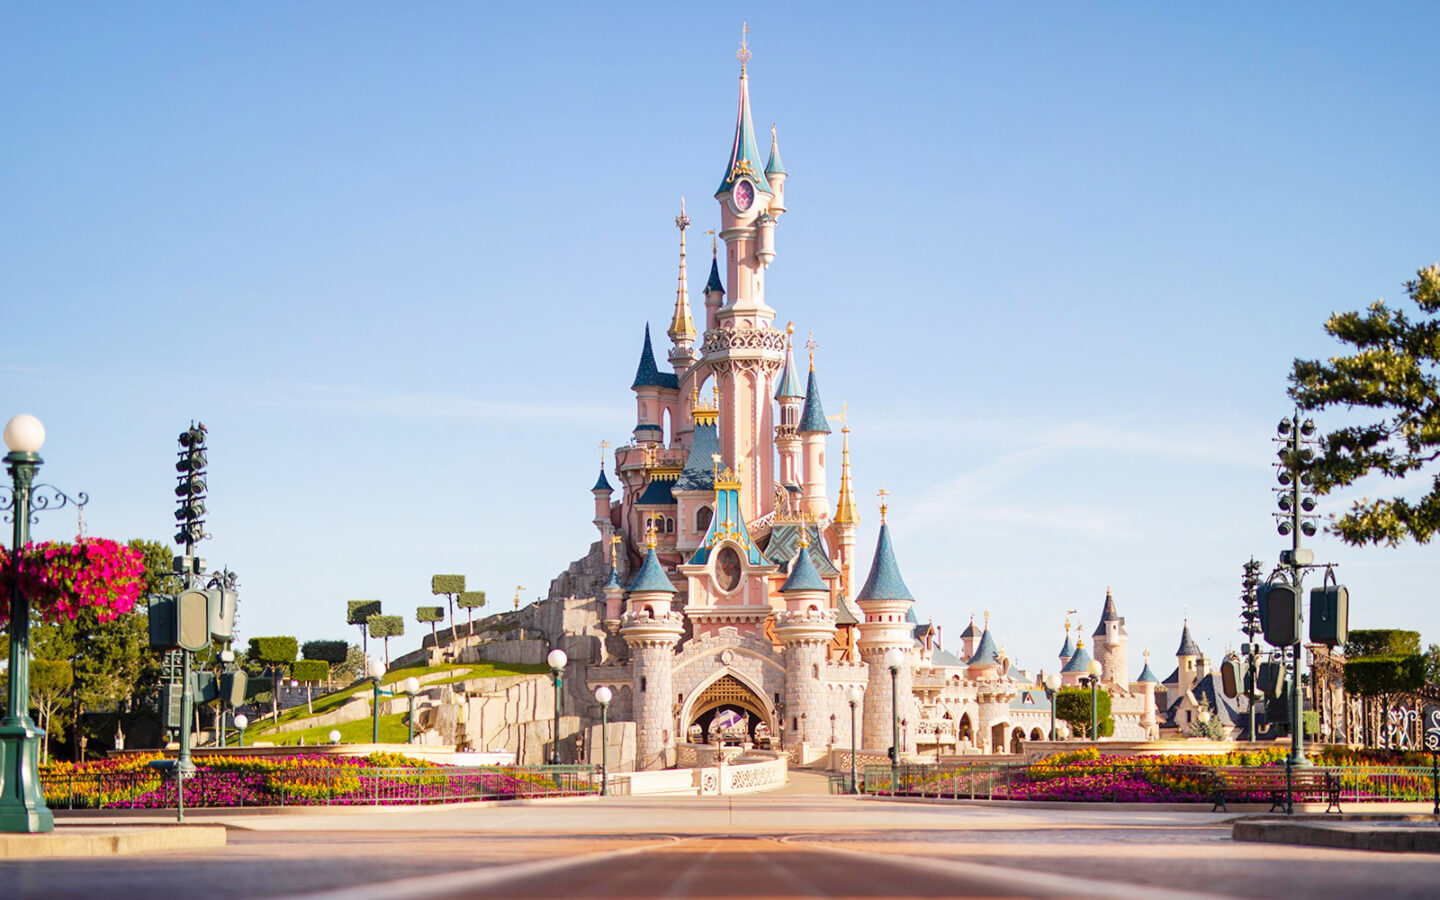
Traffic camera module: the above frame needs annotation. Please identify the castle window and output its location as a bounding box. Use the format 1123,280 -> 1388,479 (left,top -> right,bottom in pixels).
696,506 -> 713,532
812,663 -> 819,679
665,517 -> 675,534
640,676 -> 647,692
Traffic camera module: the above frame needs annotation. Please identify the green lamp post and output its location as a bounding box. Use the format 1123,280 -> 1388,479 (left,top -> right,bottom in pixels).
1043,673 -> 1062,741
369,660 -> 387,744
847,686 -> 863,794
1,415 -> 53,833
402,677 -> 420,744
884,647 -> 905,792
594,685 -> 612,795
547,648 -> 568,765
1083,660 -> 1103,740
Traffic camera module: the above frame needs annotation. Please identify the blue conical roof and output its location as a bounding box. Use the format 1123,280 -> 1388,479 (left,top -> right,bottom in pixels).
960,616 -> 978,639
967,629 -> 1000,668
1059,633 -> 1075,660
765,127 -> 786,177
1061,643 -> 1094,674
798,369 -> 830,434
631,325 -> 669,390
780,543 -> 827,593
1138,661 -> 1160,683
627,546 -> 675,594
1176,622 -> 1201,657
856,524 -> 913,602
716,71 -> 772,197
592,468 -> 613,492
705,256 -> 725,295
775,340 -> 804,400
603,566 -> 623,591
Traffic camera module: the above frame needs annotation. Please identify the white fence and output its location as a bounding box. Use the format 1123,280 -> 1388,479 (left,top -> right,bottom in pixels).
610,754 -> 787,796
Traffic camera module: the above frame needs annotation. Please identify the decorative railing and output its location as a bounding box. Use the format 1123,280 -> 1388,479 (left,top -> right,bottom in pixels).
42,764 -> 599,810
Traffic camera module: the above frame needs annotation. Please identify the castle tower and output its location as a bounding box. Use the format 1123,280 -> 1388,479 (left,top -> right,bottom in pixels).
703,241 -> 725,332
765,124 -> 787,216
797,347 -> 831,520
1091,588 -> 1128,684
1057,619 -> 1075,671
1175,621 -> 1202,697
620,526 -> 684,770
706,29 -> 786,523
959,615 -> 979,660
667,200 -> 700,446
631,326 -> 672,446
774,529 -> 837,749
832,414 -> 860,595
591,452 -> 613,537
774,325 -> 805,490
1060,629 -> 1094,688
1137,650 -> 1161,739
602,533 -> 625,627
856,497 -> 916,755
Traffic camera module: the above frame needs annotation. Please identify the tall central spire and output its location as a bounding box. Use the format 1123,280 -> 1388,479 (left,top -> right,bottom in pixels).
835,409 -> 860,525
667,198 -> 697,345
716,24 -> 772,197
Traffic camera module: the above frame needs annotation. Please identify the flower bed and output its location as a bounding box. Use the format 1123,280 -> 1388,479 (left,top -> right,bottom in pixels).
41,752 -> 598,809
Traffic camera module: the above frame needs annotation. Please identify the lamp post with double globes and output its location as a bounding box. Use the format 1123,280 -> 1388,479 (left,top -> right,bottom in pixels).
1043,673 -> 1063,741
402,677 -> 420,744
368,661 -> 387,744
594,686 -> 612,795
234,713 -> 248,748
547,648 -> 568,765
884,647 -> 905,790
847,686 -> 863,794
1082,659 -> 1104,740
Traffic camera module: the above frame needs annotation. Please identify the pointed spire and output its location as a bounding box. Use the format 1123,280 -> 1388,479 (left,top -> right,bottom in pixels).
774,323 -> 805,400
960,614 -> 978,639
628,517 -> 675,594
631,325 -> 668,389
1060,638 -> 1094,674
968,628 -> 1001,668
716,24 -> 772,198
765,123 -> 786,177
798,339 -> 831,434
781,527 -> 827,593
667,199 -> 697,344
856,504 -> 913,602
1177,621 -> 1201,658
834,408 -> 859,525
1138,648 -> 1160,683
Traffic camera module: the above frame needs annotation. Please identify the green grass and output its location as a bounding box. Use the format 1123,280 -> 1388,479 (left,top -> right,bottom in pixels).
248,661 -> 549,736
251,712 -> 411,747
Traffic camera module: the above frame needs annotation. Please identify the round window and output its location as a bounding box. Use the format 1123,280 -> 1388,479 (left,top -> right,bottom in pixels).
716,546 -> 742,592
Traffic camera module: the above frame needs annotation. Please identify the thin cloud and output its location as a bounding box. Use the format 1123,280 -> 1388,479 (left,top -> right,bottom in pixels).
249,383 -> 630,424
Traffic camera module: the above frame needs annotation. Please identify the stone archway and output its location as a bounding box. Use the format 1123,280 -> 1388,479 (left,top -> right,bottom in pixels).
683,672 -> 775,745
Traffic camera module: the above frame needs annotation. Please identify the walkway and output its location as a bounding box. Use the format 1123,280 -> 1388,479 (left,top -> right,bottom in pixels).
8,794 -> 1438,899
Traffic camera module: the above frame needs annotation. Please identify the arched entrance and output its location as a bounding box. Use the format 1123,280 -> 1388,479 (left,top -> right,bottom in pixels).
685,673 -> 773,746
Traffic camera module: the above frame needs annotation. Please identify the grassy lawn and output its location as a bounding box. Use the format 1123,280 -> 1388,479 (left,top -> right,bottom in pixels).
247,661 -> 549,736
245,712 -> 412,747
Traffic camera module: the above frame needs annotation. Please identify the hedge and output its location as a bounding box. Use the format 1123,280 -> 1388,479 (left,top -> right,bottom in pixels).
457,591 -> 486,609
1344,654 -> 1425,697
248,636 -> 298,665
301,640 -> 349,663
367,614 -> 405,638
292,660 -> 329,683
431,575 -> 465,595
1055,687 -> 1114,738
1345,629 -> 1420,659
416,606 -> 444,623
347,600 -> 382,625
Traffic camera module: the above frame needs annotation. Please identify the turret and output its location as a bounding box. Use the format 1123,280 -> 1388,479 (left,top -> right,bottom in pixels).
966,616 -> 1002,682
667,199 -> 699,374
959,615 -> 979,660
774,324 -> 805,488
1091,588 -> 1128,685
631,325 -> 671,445
797,342 -> 831,520
591,456 -> 613,530
832,411 -> 860,595
765,124 -> 787,217
1175,621 -> 1202,697
602,534 -> 625,628
703,241 -> 725,332
620,523 -> 684,770
714,26 -> 775,320
856,497 -> 917,756
1136,649 -> 1160,739
1060,630 -> 1095,688
775,529 -> 837,751
1058,619 -> 1075,671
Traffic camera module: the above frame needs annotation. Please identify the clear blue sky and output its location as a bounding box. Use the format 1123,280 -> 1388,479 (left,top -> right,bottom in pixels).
4,3 -> 1438,676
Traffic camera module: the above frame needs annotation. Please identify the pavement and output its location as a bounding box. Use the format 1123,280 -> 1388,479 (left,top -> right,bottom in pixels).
6,782 -> 1440,899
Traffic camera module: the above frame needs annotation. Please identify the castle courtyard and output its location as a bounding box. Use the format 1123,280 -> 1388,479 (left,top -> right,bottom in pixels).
6,784 -> 1438,900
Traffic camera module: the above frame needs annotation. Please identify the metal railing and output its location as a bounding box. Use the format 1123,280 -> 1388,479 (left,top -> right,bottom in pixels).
42,764 -> 599,810
861,761 -> 1440,807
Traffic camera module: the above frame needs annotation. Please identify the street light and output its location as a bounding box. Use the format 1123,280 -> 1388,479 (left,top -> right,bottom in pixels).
594,686 -> 613,795
884,647 -> 905,790
402,677 -> 420,744
1083,659 -> 1103,740
547,648 -> 568,765
1043,673 -> 1062,741
369,660 -> 387,744
328,729 -> 341,745
234,713 -> 248,748
847,686 -> 863,794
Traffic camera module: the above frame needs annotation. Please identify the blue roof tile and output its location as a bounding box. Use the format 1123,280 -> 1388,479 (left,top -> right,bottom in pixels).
775,340 -> 805,400
592,468 -> 613,492
627,546 -> 675,594
1176,623 -> 1201,657
798,369 -> 831,434
705,256 -> 725,295
967,629 -> 1000,668
1059,633 -> 1075,660
636,476 -> 676,506
675,421 -> 720,493
631,325 -> 678,390
780,544 -> 827,593
856,524 -> 913,602
1061,643 -> 1094,674
1138,661 -> 1160,683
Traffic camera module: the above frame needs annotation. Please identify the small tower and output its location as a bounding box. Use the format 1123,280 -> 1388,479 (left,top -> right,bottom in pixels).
1137,649 -> 1160,739
797,339 -> 831,519
1091,588 -> 1128,684
591,443 -> 614,537
774,324 -> 806,490
832,409 -> 860,595
959,615 -> 979,660
602,534 -> 625,629
1060,628 -> 1094,688
1057,619 -> 1075,671
774,528 -> 837,751
667,199 -> 699,380
631,326 -> 670,445
1175,621 -> 1202,697
965,612 -> 1002,682
856,494 -> 916,756
620,522 -> 684,770
765,123 -> 787,217
703,239 -> 725,332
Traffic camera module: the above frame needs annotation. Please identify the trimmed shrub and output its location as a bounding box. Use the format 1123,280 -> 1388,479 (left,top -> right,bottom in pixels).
292,660 -> 329,683
347,600 -> 382,626
248,636 -> 298,665
302,640 -> 349,663
431,575 -> 465,595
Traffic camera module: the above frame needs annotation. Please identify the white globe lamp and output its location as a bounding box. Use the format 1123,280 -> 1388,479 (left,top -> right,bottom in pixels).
329,729 -> 341,744
883,647 -> 905,670
3,414 -> 45,454
594,686 -> 613,704
547,648 -> 568,670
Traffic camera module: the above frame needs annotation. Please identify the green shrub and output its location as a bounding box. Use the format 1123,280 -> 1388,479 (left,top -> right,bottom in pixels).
293,660 -> 329,683
248,636 -> 298,665
431,575 -> 465,595
347,600 -> 382,625
302,640 -> 349,663
416,606 -> 444,623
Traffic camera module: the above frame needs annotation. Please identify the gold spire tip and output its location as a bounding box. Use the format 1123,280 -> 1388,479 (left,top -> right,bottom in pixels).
805,333 -> 817,371
737,22 -> 751,73
877,486 -> 889,523
786,320 -> 794,336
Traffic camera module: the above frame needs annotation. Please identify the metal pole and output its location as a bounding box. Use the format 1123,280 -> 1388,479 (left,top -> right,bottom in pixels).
1089,678 -> 1098,740
218,703 -> 227,749
849,700 -> 858,794
600,702 -> 609,796
0,448 -> 53,833
407,694 -> 415,745
1287,415 -> 1309,768
177,649 -> 194,824
551,666 -> 562,765
890,664 -> 900,791
1048,690 -> 1057,741
372,678 -> 380,744
1431,751 -> 1438,817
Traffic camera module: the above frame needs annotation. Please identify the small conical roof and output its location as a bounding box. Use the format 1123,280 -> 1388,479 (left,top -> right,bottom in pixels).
798,369 -> 830,434
592,468 -> 613,492
967,629 -> 1000,668
631,325 -> 669,389
627,546 -> 675,594
960,616 -> 978,639
715,63 -> 772,197
856,524 -> 913,602
1176,622 -> 1201,657
1061,642 -> 1094,674
603,566 -> 623,591
780,544 -> 827,593
1059,632 -> 1075,660
1138,661 -> 1160,683
775,334 -> 805,400
705,255 -> 725,295
765,125 -> 786,177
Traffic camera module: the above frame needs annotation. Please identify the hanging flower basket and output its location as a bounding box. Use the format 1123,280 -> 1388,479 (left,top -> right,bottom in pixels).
0,538 -> 145,624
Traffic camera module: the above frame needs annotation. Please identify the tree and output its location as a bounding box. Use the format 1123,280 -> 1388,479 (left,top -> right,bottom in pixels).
291,660 -> 328,714
1290,264 -> 1440,545
1344,629 -> 1425,746
367,615 -> 404,666
247,636 -> 298,722
431,575 -> 464,643
416,606 -> 444,648
29,658 -> 73,763
1186,697 -> 1228,741
1425,643 -> 1440,685
1054,687 -> 1113,739
457,590 -> 486,637
347,600 -> 382,660
301,640 -> 349,690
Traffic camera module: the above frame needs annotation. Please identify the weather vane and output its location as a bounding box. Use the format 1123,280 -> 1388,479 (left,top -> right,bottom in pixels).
737,22 -> 751,73
676,197 -> 690,232
877,486 -> 889,522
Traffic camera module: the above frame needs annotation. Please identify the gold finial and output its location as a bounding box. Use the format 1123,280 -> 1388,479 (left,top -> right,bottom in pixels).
1144,648 -> 1150,660
645,516 -> 658,549
514,585 -> 526,610
707,229 -> 717,257
1064,619 -> 1070,634
711,453 -> 722,480
1075,622 -> 1083,649
669,198 -> 697,343
786,320 -> 794,336
799,525 -> 810,549
609,533 -> 622,565
805,333 -> 817,371
599,440 -> 610,468
984,608 -> 990,629
877,486 -> 889,523
676,196 -> 690,233
692,385 -> 699,405
771,123 -> 777,145
834,404 -> 859,525
737,22 -> 751,74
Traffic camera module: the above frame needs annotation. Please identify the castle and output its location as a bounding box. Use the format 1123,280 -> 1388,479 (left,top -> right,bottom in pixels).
546,37 -> 1162,769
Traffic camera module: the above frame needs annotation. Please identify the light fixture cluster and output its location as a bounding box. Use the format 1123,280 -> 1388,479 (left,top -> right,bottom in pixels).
1273,415 -> 1319,537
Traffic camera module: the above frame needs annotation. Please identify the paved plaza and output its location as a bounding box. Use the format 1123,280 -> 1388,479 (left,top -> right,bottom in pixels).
6,776 -> 1440,900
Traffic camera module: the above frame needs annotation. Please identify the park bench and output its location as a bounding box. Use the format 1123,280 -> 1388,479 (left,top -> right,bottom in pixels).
1209,766 -> 1340,813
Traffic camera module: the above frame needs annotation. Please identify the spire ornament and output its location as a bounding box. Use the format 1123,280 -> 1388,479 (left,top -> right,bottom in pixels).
668,198 -> 697,343
877,487 -> 889,523
737,22 -> 751,75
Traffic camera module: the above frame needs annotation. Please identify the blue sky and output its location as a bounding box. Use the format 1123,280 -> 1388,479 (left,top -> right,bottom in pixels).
4,3 -> 1439,676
